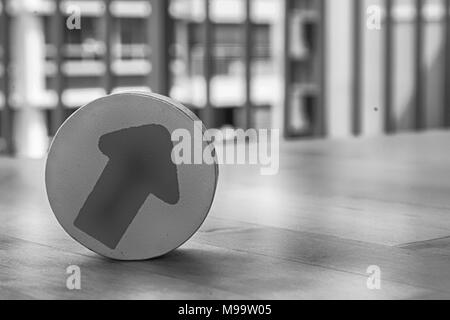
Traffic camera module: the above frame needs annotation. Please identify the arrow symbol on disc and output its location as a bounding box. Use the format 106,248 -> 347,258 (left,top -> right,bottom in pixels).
74,124 -> 180,249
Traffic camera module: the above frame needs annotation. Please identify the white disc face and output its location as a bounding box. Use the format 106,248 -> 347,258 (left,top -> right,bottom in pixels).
45,93 -> 218,260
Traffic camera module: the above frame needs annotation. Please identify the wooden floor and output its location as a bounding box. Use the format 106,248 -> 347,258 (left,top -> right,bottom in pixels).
1,131 -> 450,299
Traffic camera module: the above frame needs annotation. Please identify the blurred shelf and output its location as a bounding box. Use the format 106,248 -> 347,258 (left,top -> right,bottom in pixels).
112,59 -> 152,76
7,0 -> 153,18
63,60 -> 105,77
45,44 -> 151,60
44,59 -> 152,77
170,0 -> 279,24
7,86 -> 151,110
60,87 -> 106,107
112,44 -> 150,59
7,0 -> 56,15
59,0 -> 105,16
393,3 -> 447,23
110,0 -> 152,18
284,0 -> 325,138
0,0 -> 171,148
61,44 -> 106,58
60,86 -> 150,108
170,74 -> 281,109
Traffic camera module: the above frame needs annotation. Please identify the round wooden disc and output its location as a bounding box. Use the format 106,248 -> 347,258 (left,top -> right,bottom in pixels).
45,92 -> 218,260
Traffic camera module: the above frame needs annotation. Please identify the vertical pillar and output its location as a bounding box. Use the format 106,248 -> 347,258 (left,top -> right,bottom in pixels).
12,0 -> 49,158
0,0 -> 12,154
414,0 -> 424,130
352,0 -> 362,136
244,0 -> 252,129
51,0 -> 64,134
445,0 -> 450,127
202,0 -> 213,127
384,0 -> 394,133
148,0 -> 171,95
102,0 -> 113,94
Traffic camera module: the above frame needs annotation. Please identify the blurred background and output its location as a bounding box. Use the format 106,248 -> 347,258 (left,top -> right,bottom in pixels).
0,0 -> 449,157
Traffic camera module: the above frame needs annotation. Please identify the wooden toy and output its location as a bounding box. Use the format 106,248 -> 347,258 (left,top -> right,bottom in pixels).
45,92 -> 218,260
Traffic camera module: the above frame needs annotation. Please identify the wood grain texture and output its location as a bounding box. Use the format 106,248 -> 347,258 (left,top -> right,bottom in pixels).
1,130 -> 450,299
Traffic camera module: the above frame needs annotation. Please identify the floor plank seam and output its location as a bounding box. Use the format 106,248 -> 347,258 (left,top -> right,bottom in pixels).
193,239 -> 450,296
396,236 -> 450,248
343,194 -> 450,214
208,215 -> 387,249
2,233 -> 98,260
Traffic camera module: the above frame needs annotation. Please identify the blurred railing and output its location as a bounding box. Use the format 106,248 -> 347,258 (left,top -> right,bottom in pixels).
203,0 -> 254,129
0,0 -> 172,155
0,0 -> 260,155
4,0 -> 447,155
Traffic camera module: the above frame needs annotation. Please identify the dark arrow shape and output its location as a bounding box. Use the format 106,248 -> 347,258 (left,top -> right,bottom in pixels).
74,124 -> 180,249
